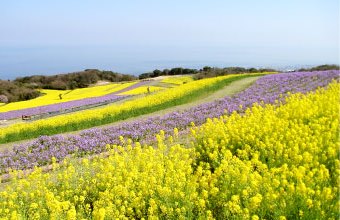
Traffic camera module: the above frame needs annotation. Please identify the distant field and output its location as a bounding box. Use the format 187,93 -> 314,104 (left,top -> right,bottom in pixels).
0,76 -> 195,115
0,77 -> 194,121
119,86 -> 165,95
0,76 -> 199,121
160,75 -> 194,85
0,74 -> 257,143
0,82 -> 136,113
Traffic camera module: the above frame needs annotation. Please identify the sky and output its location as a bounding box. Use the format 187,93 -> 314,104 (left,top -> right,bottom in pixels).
0,0 -> 339,79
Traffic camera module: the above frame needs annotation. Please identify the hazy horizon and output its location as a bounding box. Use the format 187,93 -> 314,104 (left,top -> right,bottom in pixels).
1,0 -> 339,80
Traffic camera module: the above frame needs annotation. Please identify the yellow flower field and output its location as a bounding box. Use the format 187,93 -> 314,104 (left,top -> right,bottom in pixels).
0,82 -> 136,113
119,86 -> 165,95
0,82 -> 338,219
161,76 -> 194,85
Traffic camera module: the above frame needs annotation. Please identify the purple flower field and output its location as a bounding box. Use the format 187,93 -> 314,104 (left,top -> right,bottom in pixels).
0,71 -> 338,173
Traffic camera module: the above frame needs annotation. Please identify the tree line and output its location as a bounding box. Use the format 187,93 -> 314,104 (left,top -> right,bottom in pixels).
139,64 -> 339,80
296,64 -> 339,72
14,69 -> 137,90
139,66 -> 277,80
139,67 -> 199,79
0,69 -> 136,103
0,80 -> 40,103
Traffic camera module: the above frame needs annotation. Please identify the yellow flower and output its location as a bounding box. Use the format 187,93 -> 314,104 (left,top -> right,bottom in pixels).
306,199 -> 313,208
93,208 -> 106,220
252,215 -> 259,220
67,207 -> 77,220
249,194 -> 263,209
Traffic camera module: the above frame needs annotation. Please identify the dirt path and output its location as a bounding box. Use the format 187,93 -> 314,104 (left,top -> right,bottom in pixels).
0,76 -> 261,150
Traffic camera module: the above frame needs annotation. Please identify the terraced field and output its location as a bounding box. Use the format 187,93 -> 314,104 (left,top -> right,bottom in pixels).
0,74 -> 260,143
0,82 -> 136,113
0,70 -> 338,219
0,77 -> 192,124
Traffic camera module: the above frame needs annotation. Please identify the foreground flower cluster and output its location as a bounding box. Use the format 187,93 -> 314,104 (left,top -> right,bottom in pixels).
0,71 -> 337,173
0,82 -> 338,219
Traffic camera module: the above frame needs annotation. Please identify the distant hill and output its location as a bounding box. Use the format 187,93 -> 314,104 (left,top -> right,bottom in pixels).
0,69 -> 137,103
139,66 -> 278,80
14,69 -> 137,90
0,80 -> 40,103
297,64 -> 339,72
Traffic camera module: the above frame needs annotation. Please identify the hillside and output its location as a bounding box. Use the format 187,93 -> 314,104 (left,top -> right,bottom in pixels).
0,80 -> 40,103
14,69 -> 137,90
0,70 -> 338,219
0,69 -> 137,104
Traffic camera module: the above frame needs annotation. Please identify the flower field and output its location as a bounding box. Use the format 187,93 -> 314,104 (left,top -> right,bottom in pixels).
0,74 -> 257,144
0,71 -> 337,174
118,86 -> 165,95
0,82 -> 136,113
0,74 -> 338,219
161,76 -> 194,85
0,94 -> 126,120
0,81 -> 162,120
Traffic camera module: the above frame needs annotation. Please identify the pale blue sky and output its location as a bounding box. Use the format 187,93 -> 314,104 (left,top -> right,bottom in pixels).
1,0 -> 339,79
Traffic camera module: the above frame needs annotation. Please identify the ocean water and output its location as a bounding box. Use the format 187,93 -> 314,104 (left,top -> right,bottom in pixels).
0,45 -> 337,80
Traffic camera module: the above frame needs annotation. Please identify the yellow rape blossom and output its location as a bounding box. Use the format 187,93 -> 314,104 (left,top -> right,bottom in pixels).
0,82 -> 337,219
